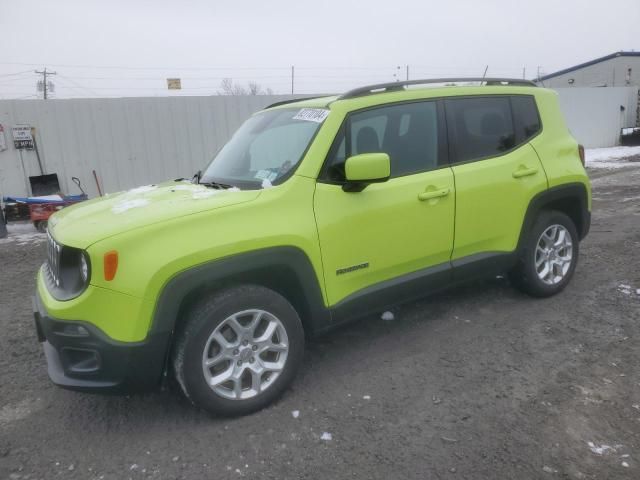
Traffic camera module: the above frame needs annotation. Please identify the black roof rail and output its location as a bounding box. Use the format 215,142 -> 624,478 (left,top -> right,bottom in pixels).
338,77 -> 537,100
265,96 -> 325,109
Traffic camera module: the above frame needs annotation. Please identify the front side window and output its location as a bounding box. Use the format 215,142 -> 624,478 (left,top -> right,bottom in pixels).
446,97 -> 516,163
201,108 -> 325,189
324,101 -> 440,181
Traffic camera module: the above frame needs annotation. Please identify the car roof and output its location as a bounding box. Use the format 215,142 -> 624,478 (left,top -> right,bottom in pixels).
265,78 -> 543,112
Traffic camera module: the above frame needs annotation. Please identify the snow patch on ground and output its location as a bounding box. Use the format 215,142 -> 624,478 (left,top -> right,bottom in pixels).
617,283 -> 638,296
587,441 -> 621,455
6,222 -> 38,234
291,410 -> 300,419
0,398 -> 43,426
381,311 -> 394,321
112,198 -> 150,213
586,146 -> 640,169
320,432 -> 332,441
0,222 -> 46,245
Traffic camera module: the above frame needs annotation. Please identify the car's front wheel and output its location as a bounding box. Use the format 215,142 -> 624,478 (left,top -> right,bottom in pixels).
172,285 -> 304,416
509,210 -> 579,297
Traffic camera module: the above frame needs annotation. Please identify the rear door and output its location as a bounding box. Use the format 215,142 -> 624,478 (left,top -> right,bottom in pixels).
446,95 -> 548,263
314,100 -> 455,308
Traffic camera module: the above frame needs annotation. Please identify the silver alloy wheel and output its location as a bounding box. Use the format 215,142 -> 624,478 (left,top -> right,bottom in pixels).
535,224 -> 573,285
201,309 -> 289,400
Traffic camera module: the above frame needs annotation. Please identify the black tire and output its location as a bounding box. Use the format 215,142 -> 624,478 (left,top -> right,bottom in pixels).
172,285 -> 304,416
509,210 -> 579,297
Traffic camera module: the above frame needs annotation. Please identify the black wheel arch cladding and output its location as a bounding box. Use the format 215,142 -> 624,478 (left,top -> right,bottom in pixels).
151,246 -> 331,339
517,182 -> 590,252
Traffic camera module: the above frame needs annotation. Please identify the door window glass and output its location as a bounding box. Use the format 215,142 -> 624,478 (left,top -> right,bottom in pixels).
325,101 -> 439,181
446,97 -> 515,163
511,96 -> 541,142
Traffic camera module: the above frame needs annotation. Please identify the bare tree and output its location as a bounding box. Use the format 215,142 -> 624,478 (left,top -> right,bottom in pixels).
247,81 -> 261,95
219,78 -> 272,95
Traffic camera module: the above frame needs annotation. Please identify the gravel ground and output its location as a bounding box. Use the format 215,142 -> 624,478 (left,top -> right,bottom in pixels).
1,163 -> 639,480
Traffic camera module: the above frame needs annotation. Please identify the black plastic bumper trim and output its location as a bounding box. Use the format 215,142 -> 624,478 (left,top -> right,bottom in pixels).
33,292 -> 170,394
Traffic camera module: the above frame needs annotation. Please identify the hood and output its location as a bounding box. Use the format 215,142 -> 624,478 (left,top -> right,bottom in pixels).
49,181 -> 261,248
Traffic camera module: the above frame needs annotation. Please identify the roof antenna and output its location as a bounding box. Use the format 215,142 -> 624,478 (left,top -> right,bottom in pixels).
481,65 -> 489,85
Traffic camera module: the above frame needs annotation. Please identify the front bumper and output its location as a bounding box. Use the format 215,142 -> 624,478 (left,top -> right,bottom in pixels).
33,291 -> 171,393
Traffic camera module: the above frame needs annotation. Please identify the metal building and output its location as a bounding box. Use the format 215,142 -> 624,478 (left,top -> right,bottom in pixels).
536,51 -> 640,88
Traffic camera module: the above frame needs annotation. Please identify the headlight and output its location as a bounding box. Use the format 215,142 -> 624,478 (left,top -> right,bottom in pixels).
80,253 -> 89,283
44,235 -> 91,300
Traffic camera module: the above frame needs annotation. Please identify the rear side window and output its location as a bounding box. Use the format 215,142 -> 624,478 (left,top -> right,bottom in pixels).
324,101 -> 441,181
511,96 -> 541,142
446,97 -> 515,163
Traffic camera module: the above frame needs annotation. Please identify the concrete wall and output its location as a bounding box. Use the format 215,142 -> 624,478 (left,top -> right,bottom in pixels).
0,95 -> 304,198
553,87 -> 638,148
539,55 -> 640,88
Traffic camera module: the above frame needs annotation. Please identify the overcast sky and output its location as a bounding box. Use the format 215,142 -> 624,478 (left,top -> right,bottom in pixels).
0,0 -> 638,99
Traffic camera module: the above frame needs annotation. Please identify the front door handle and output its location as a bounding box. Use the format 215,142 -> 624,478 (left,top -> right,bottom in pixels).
512,166 -> 539,178
418,187 -> 450,201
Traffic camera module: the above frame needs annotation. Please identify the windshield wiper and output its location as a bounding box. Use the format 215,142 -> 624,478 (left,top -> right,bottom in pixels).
192,170 -> 233,189
200,180 -> 235,190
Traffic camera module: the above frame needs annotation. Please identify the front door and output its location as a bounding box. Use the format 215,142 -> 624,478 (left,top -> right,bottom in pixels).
313,100 -> 455,309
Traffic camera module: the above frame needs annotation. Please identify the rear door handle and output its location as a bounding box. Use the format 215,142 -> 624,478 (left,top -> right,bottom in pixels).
512,166 -> 539,178
418,187 -> 450,201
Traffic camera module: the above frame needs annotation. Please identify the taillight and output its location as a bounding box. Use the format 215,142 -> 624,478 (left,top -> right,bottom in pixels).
104,251 -> 119,281
578,144 -> 585,166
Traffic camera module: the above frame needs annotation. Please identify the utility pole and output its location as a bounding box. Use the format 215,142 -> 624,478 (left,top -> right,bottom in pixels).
35,68 -> 56,100
406,65 -> 409,81
291,66 -> 294,95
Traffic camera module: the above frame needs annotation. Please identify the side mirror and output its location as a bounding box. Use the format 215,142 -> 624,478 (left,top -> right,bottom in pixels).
343,153 -> 390,192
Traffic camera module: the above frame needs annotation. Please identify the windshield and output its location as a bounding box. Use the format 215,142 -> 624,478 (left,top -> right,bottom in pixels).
200,108 -> 328,189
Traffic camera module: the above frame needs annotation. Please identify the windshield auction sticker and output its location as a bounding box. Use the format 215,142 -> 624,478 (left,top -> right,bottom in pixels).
293,108 -> 330,123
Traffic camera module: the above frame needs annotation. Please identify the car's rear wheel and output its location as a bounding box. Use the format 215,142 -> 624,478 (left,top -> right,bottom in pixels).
172,285 -> 304,416
509,210 -> 579,297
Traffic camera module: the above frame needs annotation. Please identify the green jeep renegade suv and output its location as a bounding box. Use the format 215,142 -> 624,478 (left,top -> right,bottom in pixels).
34,78 -> 591,416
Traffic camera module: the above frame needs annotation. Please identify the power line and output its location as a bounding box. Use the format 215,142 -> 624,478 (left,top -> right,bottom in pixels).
1,61 -> 528,72
0,70 -> 33,78
55,74 -> 102,97
0,80 -> 37,86
0,63 -> 536,99
48,74 -> 293,82
0,61 -> 292,71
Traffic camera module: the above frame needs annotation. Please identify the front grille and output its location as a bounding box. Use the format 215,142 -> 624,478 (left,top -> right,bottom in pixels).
46,230 -> 63,287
